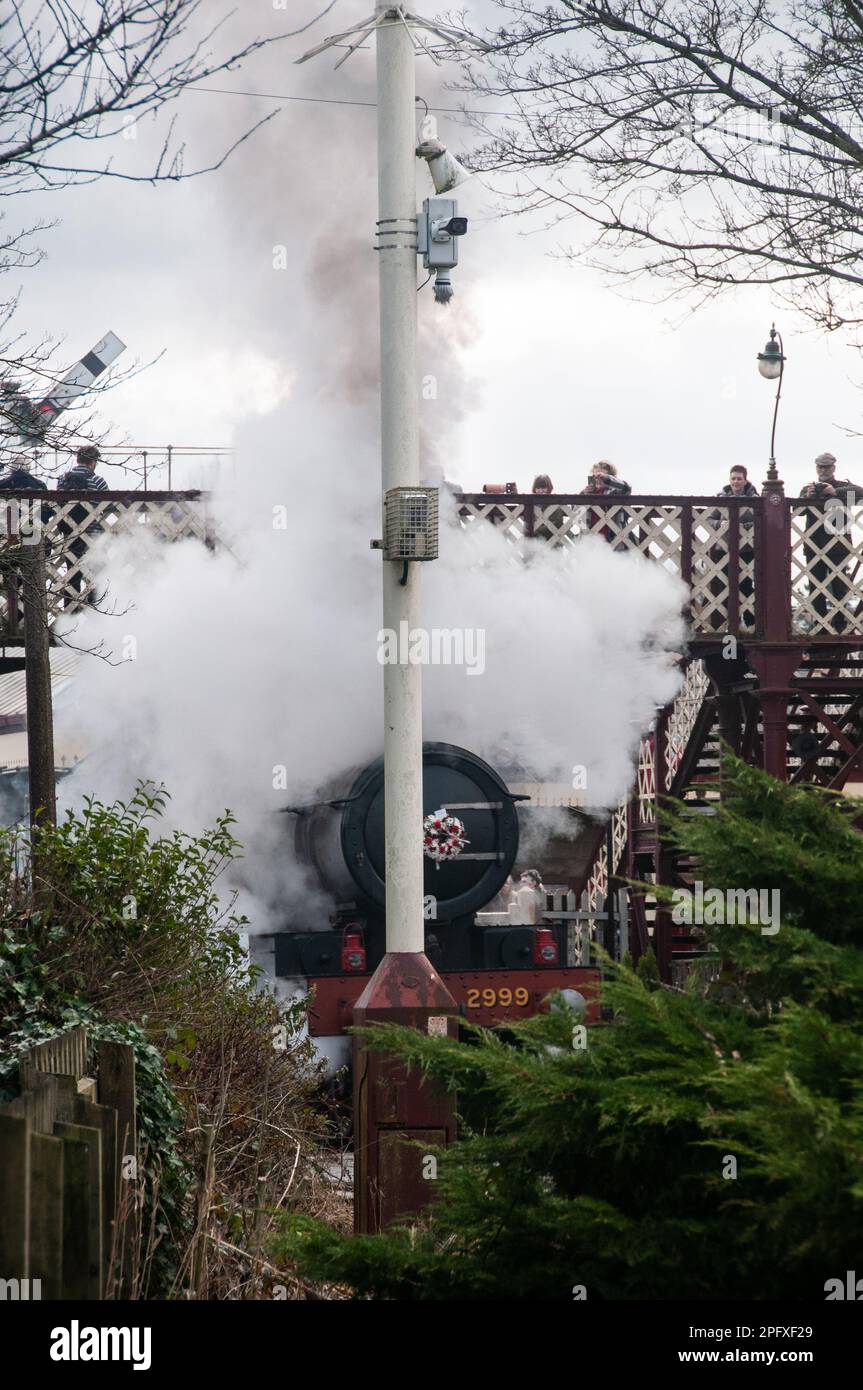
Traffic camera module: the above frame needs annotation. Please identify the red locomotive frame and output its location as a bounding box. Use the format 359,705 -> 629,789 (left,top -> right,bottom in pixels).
307,966 -> 601,1036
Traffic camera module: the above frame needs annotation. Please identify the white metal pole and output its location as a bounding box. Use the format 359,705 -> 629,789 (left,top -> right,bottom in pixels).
376,4 -> 424,954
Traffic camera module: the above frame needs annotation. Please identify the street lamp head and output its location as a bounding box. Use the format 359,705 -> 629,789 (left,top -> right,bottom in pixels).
757,324 -> 785,380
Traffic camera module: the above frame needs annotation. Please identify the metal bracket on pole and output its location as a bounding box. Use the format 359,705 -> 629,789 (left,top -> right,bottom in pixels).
296,6 -> 492,67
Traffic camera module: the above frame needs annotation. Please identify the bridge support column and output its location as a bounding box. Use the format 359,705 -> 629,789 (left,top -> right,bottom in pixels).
746,648 -> 801,782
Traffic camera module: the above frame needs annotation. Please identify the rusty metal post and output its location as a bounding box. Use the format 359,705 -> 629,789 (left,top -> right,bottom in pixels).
21,538 -> 56,830
652,705 -> 673,982
749,479 -> 796,781
353,956 -> 459,1234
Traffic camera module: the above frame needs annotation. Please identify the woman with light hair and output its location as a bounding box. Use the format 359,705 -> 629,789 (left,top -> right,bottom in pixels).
583,460 -> 631,496
580,460 -> 633,547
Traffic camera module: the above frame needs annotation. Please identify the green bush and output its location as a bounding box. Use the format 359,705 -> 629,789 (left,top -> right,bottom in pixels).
0,783 -> 329,1298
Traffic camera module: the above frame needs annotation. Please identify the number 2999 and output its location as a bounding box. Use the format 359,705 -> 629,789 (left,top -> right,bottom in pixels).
465,986 -> 530,1009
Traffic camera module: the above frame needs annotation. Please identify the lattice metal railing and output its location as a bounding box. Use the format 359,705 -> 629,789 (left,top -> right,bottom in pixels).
637,735 -> 656,825
664,659 -> 710,790
788,499 -> 863,635
573,800 -> 629,963
457,494 -> 761,635
1,491 -> 210,632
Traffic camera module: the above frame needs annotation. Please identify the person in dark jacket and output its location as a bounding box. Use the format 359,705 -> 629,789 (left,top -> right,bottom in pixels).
582,460 -> 631,497
56,445 -> 109,605
0,455 -> 47,490
57,444 -> 109,491
720,465 -> 758,501
712,466 -> 758,621
799,452 -> 863,632
581,460 -> 632,547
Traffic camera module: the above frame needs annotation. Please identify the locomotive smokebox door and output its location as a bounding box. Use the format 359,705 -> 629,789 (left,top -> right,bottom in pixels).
296,743 -> 520,933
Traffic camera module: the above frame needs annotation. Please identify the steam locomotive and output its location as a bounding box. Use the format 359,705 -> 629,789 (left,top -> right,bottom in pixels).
251,742 -> 600,1039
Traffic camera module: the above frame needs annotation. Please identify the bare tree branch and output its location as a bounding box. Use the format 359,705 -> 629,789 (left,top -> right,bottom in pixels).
0,1 -> 335,465
457,1 -> 863,331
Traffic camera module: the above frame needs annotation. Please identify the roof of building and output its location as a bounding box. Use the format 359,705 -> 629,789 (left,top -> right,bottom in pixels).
0,647 -> 80,720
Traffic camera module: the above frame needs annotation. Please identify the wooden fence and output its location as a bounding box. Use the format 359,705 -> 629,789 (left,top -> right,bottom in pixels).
0,1025 -> 136,1300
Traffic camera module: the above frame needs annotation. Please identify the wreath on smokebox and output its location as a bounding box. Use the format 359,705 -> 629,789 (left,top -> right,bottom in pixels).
422,807 -> 469,866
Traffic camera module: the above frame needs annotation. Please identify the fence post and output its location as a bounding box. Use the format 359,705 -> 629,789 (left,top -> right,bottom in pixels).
29,1133 -> 64,1299
53,1121 -> 102,1298
95,1039 -> 137,1294
0,1114 -> 30,1280
58,1136 -> 90,1300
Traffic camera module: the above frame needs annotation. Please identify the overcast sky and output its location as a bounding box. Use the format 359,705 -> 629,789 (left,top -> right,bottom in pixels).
12,0 -> 863,496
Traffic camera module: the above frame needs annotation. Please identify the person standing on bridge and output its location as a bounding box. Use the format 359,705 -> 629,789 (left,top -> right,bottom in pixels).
719,465 -> 758,502
713,466 -> 758,622
581,460 -> 633,548
582,460 -> 631,498
531,473 -> 571,545
0,454 -> 47,490
55,445 -> 109,605
800,453 -> 863,633
57,444 -> 109,491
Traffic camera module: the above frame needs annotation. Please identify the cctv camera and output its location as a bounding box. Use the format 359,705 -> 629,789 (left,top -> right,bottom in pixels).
432,216 -> 468,240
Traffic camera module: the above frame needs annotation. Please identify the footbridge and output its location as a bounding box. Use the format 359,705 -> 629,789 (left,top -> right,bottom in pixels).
2,481 -> 858,981
458,483 -> 863,981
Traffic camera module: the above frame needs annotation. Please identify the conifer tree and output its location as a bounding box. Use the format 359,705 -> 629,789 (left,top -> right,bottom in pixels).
275,755 -> 863,1300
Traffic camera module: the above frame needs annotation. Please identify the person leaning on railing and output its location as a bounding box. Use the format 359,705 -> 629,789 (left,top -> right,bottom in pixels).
581,460 -> 633,547
55,445 -> 109,604
719,464 -> 759,504
799,452 -> 863,633
708,466 -> 759,623
530,472 -> 572,543
582,460 -> 631,498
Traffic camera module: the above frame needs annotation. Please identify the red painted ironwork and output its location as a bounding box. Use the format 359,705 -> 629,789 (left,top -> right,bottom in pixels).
457,479 -> 863,980
352,952 -> 459,1234
309,967 -> 601,1036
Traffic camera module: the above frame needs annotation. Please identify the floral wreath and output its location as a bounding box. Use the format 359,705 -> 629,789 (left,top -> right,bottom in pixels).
422,806 -> 469,866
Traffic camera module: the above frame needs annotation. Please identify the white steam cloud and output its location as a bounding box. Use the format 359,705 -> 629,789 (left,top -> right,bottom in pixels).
55,400 -> 685,929
53,2 -> 686,931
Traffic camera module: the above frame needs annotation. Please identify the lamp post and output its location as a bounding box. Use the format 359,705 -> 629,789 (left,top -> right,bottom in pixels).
757,324 -> 785,483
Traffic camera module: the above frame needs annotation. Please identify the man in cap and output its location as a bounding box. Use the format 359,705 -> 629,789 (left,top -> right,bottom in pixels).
57,444 -> 109,491
799,453 -> 863,632
55,445 -> 109,605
